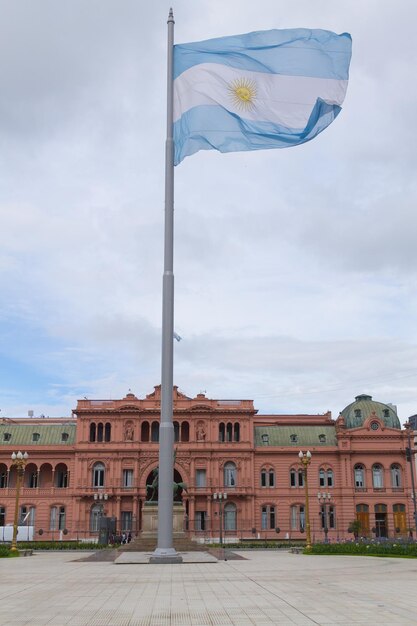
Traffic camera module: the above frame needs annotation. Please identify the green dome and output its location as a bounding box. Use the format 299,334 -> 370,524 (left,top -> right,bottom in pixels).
340,394 -> 401,430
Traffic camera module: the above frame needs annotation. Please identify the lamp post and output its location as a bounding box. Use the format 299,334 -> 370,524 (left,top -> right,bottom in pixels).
213,492 -> 227,557
404,422 -> 417,534
299,450 -> 312,551
317,491 -> 332,543
10,451 -> 29,552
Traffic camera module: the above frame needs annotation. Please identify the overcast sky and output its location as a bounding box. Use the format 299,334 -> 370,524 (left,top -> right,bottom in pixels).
1,0 -> 417,422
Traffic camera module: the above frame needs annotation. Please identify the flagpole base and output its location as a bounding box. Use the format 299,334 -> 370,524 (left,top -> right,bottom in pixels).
150,547 -> 183,564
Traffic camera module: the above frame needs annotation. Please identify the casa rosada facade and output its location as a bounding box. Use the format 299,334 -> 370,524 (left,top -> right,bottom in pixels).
0,386 -> 416,543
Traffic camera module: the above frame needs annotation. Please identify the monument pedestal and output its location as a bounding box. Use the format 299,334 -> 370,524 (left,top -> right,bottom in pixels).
142,501 -> 186,537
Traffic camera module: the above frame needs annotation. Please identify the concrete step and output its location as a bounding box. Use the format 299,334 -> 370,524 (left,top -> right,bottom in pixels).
119,536 -> 208,553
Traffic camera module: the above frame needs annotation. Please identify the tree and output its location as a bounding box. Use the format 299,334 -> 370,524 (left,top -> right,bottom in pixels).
347,519 -> 362,539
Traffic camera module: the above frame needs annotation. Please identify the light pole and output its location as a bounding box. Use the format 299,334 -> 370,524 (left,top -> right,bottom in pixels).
299,450 -> 312,551
213,492 -> 227,558
404,422 -> 417,535
317,491 -> 332,543
10,451 -> 29,552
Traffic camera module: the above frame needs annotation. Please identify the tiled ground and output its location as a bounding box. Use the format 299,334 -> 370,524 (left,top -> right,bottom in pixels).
1,550 -> 417,625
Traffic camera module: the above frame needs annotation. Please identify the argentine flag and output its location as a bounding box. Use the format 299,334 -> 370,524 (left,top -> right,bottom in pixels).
173,28 -> 352,165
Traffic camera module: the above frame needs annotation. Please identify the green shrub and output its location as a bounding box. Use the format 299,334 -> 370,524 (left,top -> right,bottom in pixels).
308,541 -> 417,558
9,541 -> 108,551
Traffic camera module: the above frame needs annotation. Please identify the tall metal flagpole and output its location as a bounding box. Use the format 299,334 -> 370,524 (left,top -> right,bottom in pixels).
150,8 -> 182,564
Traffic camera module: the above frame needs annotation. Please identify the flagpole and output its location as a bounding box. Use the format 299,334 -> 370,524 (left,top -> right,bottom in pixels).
150,8 -> 182,563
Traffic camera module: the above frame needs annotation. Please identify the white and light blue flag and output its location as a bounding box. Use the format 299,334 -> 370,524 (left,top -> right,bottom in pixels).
173,28 -> 352,165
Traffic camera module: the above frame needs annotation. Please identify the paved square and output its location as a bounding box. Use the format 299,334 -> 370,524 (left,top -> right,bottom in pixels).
1,550 -> 416,625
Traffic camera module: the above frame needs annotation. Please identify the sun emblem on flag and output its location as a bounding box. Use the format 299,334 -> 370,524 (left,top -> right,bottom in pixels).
228,78 -> 257,111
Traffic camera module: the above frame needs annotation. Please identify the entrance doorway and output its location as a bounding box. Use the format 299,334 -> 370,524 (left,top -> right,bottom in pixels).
374,504 -> 388,538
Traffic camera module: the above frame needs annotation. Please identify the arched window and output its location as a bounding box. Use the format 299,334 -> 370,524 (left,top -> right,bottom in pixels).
290,504 -> 305,532
174,421 -> 180,442
261,505 -> 276,530
104,423 -> 111,442
19,505 -> 35,526
224,502 -> 237,531
141,421 -> 150,442
354,464 -> 365,488
391,464 -> 402,488
151,421 -> 159,442
92,462 -> 105,488
50,506 -> 66,530
234,423 -> 240,442
226,423 -> 233,442
0,464 -> 8,488
262,468 -> 275,487
326,469 -> 334,487
372,464 -> 384,489
97,423 -> 104,443
89,423 -> 96,443
90,504 -> 102,531
181,421 -> 190,442
219,423 -> 225,442
224,462 -> 237,487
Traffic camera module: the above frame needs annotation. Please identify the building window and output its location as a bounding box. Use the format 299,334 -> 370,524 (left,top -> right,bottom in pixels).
261,468 -> 275,487
290,468 -> 296,487
370,421 -> 379,431
0,506 -> 5,526
391,464 -> 402,488
261,505 -> 276,530
92,463 -> 105,488
28,472 -> 38,489
32,433 -> 40,442
123,469 -> 134,488
320,505 -> 336,529
224,462 -> 237,487
354,409 -> 362,418
354,464 -> 365,488
318,434 -> 326,443
61,432 -> 69,442
298,469 -> 304,487
90,505 -> 102,532
226,423 -> 233,442
3,433 -> 11,442
0,471 -> 8,488
319,468 -> 325,487
55,469 -> 68,488
50,506 -> 66,530
261,433 -> 269,445
174,421 -> 180,442
104,422 -> 111,442
151,421 -> 159,442
327,469 -> 334,487
89,423 -> 96,442
290,505 -> 305,532
97,423 -> 104,442
181,421 -> 190,442
141,421 -> 150,442
383,409 -> 390,418
372,464 -> 384,489
195,511 -> 206,531
195,469 -> 206,488
20,506 -> 35,526
224,502 -> 237,531
234,423 -> 240,442
121,511 -> 133,531
219,423 -> 225,442
290,434 -> 298,444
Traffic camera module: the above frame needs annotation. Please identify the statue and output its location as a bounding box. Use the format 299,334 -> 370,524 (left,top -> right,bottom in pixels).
124,424 -> 134,441
146,451 -> 187,502
196,424 -> 206,441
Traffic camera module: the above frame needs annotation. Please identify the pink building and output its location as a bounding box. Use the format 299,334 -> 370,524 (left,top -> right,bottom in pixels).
0,387 -> 415,543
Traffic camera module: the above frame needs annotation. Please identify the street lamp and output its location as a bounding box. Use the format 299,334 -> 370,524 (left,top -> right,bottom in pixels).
10,451 -> 29,552
317,491 -> 332,543
404,422 -> 417,535
213,492 -> 227,558
299,450 -> 312,551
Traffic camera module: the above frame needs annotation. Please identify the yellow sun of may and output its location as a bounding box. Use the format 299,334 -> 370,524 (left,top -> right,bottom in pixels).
228,78 -> 257,111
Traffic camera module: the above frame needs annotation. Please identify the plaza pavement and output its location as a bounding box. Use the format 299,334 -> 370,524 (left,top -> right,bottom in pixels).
1,549 -> 417,625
